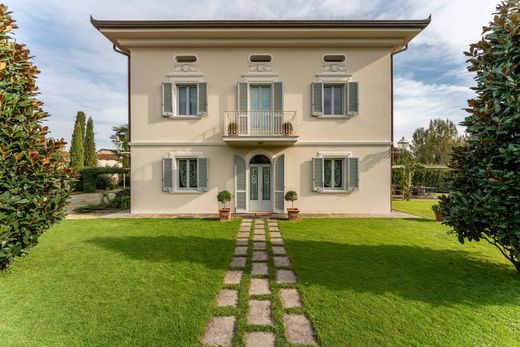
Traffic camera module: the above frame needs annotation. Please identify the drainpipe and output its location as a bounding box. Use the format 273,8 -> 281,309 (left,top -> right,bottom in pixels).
112,44 -> 131,168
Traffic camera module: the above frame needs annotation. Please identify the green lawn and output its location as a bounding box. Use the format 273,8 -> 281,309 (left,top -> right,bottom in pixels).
0,218 -> 238,347
392,199 -> 438,219
280,218 -> 520,346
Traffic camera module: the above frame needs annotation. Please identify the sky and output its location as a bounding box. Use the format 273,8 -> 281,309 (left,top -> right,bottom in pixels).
4,0 -> 498,149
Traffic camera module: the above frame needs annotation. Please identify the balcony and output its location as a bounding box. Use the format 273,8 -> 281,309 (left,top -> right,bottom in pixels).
223,111 -> 298,146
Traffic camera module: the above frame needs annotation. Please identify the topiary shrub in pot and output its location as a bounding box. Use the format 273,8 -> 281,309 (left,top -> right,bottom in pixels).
431,204 -> 443,221
217,190 -> 232,221
284,190 -> 299,220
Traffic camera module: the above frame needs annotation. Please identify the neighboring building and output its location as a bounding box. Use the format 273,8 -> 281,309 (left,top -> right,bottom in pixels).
92,18 -> 429,214
96,149 -> 122,167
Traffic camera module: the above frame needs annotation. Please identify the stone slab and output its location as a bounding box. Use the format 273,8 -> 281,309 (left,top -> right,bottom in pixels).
247,300 -> 273,326
270,238 -> 284,245
224,270 -> 243,285
269,232 -> 282,238
251,262 -> 269,276
253,230 -> 265,235
249,278 -> 271,296
271,246 -> 286,255
240,227 -> 251,232
273,256 -> 291,268
238,232 -> 250,238
244,332 -> 275,347
252,251 -> 268,261
253,235 -> 266,241
234,246 -> 248,255
202,316 -> 236,346
253,242 -> 267,250
280,288 -> 302,308
236,240 -> 248,246
276,269 -> 296,284
217,289 -> 239,307
230,257 -> 246,268
284,314 -> 317,345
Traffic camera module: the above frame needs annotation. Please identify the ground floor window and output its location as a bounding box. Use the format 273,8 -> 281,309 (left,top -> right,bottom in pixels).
324,158 -> 344,189
178,158 -> 198,189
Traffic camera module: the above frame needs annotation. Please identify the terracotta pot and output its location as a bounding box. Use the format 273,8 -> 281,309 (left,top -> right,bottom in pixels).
227,123 -> 237,136
287,208 -> 300,221
219,208 -> 231,221
434,210 -> 443,222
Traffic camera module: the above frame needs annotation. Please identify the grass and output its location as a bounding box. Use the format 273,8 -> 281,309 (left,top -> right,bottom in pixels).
392,199 -> 439,219
280,218 -> 520,346
0,218 -> 238,347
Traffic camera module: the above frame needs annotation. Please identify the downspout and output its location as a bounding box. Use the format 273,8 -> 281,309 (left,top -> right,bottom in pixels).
112,44 -> 131,169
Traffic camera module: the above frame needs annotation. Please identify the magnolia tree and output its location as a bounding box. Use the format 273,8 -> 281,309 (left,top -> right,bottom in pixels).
440,0 -> 520,272
0,6 -> 72,269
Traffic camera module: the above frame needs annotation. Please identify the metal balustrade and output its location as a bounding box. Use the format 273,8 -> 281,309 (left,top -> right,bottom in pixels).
224,111 -> 297,137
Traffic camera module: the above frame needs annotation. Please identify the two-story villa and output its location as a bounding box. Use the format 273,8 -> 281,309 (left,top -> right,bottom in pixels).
92,18 -> 429,215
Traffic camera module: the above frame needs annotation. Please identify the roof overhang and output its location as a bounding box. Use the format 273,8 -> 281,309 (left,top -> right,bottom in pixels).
91,17 -> 430,53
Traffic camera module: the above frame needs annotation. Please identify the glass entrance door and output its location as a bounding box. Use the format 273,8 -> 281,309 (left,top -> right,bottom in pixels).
249,164 -> 271,212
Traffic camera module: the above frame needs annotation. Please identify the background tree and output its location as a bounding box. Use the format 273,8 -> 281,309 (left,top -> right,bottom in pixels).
0,5 -> 72,269
69,111 -> 85,170
410,118 -> 464,164
84,116 -> 97,167
440,0 -> 520,272
110,124 -> 129,168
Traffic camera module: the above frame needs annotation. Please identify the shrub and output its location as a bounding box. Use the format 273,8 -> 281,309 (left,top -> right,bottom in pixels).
284,191 -> 298,208
96,174 -> 116,190
110,189 -> 130,209
217,190 -> 232,208
79,167 -> 129,193
0,5 -> 73,269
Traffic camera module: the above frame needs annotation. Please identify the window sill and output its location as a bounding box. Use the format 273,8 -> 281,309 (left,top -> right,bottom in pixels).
316,115 -> 352,119
166,115 -> 205,119
169,189 -> 206,194
316,189 -> 355,194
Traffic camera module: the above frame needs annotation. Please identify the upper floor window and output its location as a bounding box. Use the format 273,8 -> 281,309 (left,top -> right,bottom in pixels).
249,54 -> 272,63
177,84 -> 198,116
323,84 -> 344,116
175,55 -> 197,63
311,82 -> 359,117
161,81 -> 208,117
323,54 -> 346,63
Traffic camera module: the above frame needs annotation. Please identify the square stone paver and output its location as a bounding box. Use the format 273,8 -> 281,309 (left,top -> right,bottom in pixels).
230,257 -> 246,268
236,240 -> 248,246
202,316 -> 236,346
283,314 -> 317,345
244,332 -> 275,347
240,227 -> 250,232
224,270 -> 243,285
273,256 -> 291,268
217,289 -> 239,307
253,229 -> 265,235
247,300 -> 273,326
249,278 -> 271,295
271,238 -> 284,246
253,242 -> 266,250
280,288 -> 302,308
276,269 -> 296,284
251,262 -> 269,276
271,246 -> 286,255
238,232 -> 250,238
253,235 -> 266,241
269,232 -> 282,238
252,251 -> 268,261
234,246 -> 248,255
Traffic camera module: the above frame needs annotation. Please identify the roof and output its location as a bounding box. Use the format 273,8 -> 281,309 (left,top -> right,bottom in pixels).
97,153 -> 121,161
91,17 -> 431,52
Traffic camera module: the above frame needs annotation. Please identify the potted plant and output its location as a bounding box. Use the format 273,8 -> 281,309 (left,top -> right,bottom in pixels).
432,204 -> 443,221
283,122 -> 293,135
228,122 -> 237,136
217,190 -> 232,221
284,190 -> 299,220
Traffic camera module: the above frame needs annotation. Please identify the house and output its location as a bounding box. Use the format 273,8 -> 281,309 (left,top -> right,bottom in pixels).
91,18 -> 429,214
96,149 -> 122,167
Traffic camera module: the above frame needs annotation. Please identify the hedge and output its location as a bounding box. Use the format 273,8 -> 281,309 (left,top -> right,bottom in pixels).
392,167 -> 451,193
79,167 -> 129,193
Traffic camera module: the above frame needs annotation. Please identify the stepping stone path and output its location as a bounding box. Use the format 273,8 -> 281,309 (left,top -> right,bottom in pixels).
202,218 -> 318,346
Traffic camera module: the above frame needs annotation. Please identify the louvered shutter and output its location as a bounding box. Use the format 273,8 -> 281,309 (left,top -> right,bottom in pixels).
237,82 -> 248,113
311,82 -> 323,116
162,157 -> 174,192
197,157 -> 208,191
235,155 -> 247,212
347,82 -> 359,116
274,155 -> 285,212
348,157 -> 359,190
273,82 -> 284,112
312,157 -> 324,192
162,82 -> 174,117
197,82 -> 208,116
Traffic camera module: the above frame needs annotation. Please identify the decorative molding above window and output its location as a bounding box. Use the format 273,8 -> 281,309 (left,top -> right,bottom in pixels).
167,55 -> 205,80
242,54 -> 278,82
316,54 -> 351,82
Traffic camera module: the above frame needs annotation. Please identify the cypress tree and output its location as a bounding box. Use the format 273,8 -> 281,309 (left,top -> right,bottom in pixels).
69,113 -> 84,170
84,116 -> 97,167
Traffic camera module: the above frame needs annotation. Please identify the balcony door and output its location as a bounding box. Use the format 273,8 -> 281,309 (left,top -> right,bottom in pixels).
250,85 -> 272,135
249,154 -> 271,212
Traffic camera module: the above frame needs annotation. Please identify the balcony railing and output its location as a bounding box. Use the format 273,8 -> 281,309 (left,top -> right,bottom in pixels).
224,111 -> 297,137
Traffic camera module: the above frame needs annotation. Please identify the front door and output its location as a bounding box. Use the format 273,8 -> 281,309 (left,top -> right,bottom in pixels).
249,164 -> 271,212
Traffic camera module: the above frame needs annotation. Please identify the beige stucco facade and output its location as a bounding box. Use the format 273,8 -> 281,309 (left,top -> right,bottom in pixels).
93,19 -> 429,214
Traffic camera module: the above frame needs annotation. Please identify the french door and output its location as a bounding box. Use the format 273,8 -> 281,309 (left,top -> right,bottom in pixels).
249,164 -> 271,212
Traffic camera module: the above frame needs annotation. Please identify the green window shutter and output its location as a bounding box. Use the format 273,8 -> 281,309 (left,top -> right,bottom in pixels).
311,82 -> 323,116
197,82 -> 208,116
274,154 -> 285,212
237,82 -> 248,113
197,157 -> 208,191
162,157 -> 174,192
312,157 -> 324,192
162,82 -> 174,117
273,82 -> 284,112
348,157 -> 359,190
235,155 -> 247,212
347,82 -> 359,116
